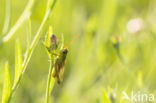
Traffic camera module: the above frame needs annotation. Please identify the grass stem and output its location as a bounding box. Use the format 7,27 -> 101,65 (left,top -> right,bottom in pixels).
45,58 -> 56,103
6,0 -> 57,102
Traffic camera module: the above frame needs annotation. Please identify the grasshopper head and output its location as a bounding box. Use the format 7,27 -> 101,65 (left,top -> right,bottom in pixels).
62,48 -> 68,55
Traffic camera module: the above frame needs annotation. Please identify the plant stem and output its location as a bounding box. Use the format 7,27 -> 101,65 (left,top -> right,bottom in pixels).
26,18 -> 31,48
45,57 -> 56,103
6,0 -> 57,102
2,0 -> 35,43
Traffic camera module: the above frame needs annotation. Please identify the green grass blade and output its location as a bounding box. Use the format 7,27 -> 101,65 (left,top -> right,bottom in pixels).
2,0 -> 35,43
13,40 -> 23,87
138,71 -> 143,88
2,0 -> 11,34
102,89 -> 111,103
26,18 -> 31,48
2,62 -> 12,103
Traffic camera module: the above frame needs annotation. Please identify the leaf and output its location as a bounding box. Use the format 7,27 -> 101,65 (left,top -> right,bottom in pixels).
2,62 -> 12,103
102,89 -> 111,103
13,40 -> 23,87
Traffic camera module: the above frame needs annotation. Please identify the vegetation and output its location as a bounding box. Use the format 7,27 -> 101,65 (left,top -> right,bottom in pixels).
0,0 -> 156,103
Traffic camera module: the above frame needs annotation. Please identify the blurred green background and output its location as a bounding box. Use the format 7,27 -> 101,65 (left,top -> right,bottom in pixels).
0,0 -> 156,103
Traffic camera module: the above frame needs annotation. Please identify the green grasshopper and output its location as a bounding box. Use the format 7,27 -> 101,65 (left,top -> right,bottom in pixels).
46,33 -> 79,84
52,48 -> 68,84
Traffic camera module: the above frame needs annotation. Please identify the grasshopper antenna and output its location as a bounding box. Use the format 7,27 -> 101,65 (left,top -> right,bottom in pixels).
66,33 -> 80,49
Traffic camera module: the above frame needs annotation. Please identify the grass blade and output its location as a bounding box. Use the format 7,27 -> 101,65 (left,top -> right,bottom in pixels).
102,89 -> 111,103
2,0 -> 35,43
13,40 -> 23,87
138,71 -> 143,88
2,0 -> 11,34
1,0 -> 57,102
26,18 -> 31,48
2,62 -> 12,103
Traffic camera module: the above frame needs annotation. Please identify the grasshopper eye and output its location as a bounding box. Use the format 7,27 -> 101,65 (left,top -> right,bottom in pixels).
63,49 -> 68,54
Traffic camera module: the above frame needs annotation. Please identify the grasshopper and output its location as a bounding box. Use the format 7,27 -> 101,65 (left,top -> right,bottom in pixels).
52,48 -> 68,84
51,33 -> 68,84
46,33 -> 79,84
